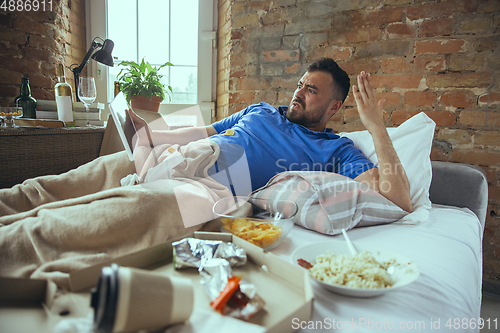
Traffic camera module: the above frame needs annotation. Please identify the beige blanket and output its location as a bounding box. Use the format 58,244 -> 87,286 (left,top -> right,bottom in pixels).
0,140 -> 231,290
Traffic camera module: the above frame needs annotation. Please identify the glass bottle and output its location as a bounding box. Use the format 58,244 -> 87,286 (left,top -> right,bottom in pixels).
15,77 -> 37,119
55,64 -> 75,126
114,81 -> 121,97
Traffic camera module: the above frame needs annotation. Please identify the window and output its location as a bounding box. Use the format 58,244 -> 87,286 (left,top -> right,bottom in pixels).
86,0 -> 216,125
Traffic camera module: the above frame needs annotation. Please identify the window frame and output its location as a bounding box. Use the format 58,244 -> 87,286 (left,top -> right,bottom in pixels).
85,0 -> 217,125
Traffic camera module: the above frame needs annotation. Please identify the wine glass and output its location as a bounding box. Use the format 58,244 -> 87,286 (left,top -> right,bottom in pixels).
0,107 -> 23,128
78,76 -> 97,127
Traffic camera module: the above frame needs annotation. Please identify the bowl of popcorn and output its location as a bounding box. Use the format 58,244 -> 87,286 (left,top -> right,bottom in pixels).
0,107 -> 23,128
213,196 -> 298,251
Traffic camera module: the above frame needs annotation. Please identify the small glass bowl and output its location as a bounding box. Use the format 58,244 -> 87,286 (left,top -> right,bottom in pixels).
0,107 -> 23,128
213,196 -> 298,251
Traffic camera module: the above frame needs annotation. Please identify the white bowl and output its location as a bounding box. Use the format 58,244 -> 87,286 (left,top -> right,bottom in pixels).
291,241 -> 420,297
213,196 -> 297,251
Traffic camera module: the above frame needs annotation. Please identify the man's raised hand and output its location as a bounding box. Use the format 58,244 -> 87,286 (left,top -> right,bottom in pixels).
352,71 -> 386,134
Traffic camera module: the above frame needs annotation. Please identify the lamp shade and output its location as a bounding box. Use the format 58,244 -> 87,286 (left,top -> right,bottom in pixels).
92,39 -> 115,67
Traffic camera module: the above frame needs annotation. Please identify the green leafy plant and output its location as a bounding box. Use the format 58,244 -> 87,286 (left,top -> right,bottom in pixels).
117,58 -> 174,103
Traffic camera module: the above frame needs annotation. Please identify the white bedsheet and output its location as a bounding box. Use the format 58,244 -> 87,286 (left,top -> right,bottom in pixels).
271,204 -> 484,333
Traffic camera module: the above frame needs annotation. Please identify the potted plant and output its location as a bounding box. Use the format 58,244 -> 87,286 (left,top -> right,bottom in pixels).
116,58 -> 173,112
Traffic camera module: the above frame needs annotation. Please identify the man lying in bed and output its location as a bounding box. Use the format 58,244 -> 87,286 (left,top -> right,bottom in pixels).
0,58 -> 411,288
132,57 -> 412,212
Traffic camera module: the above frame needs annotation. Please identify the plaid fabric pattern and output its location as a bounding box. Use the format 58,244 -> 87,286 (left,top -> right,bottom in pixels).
251,171 -> 408,235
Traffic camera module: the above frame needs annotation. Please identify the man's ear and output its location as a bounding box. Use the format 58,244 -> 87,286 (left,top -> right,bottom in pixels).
329,100 -> 343,116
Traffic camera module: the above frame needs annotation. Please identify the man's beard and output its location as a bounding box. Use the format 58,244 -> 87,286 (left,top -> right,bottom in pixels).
286,97 -> 326,127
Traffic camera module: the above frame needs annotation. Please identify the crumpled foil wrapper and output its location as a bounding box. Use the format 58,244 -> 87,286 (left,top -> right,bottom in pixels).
199,258 -> 233,301
173,238 -> 265,321
198,258 -> 266,320
172,238 -> 247,269
199,258 -> 266,321
225,293 -> 266,321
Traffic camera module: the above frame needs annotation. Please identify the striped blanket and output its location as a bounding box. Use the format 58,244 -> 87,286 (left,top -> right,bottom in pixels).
251,171 -> 408,235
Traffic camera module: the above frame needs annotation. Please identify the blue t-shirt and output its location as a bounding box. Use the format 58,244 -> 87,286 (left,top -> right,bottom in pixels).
209,103 -> 375,191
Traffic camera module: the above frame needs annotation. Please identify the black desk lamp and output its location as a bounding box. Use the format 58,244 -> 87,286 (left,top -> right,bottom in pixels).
71,37 -> 114,101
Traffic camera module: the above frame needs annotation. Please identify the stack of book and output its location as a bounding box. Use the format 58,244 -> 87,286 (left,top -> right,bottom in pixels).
36,100 -> 106,127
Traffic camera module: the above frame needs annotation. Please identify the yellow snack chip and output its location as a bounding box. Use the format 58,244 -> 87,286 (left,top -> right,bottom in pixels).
223,129 -> 235,136
220,217 -> 282,248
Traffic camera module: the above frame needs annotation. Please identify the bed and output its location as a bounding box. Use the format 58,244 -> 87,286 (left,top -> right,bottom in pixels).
0,112 -> 488,332
272,160 -> 487,333
0,160 -> 486,333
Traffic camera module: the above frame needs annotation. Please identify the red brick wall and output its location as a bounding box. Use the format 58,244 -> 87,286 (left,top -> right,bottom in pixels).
0,0 -> 86,105
217,0 -> 500,283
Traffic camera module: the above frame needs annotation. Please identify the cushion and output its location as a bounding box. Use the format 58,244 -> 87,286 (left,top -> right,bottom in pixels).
339,112 -> 435,223
251,171 -> 408,235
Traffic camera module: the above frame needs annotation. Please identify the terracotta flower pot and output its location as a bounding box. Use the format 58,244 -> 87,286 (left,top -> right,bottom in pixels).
130,95 -> 162,113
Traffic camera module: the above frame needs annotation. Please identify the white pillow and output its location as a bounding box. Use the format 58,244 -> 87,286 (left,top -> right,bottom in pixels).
339,112 -> 436,223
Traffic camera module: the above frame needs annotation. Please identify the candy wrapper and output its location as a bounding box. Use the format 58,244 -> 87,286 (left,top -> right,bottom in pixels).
173,238 -> 265,321
200,258 -> 266,321
172,238 -> 247,269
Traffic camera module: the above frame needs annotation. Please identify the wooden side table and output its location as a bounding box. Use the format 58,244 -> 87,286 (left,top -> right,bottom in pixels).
0,127 -> 105,189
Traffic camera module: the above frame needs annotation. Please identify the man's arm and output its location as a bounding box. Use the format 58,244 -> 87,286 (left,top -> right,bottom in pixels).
352,72 -> 412,212
128,110 -> 219,180
141,125 -> 217,146
128,109 -> 218,146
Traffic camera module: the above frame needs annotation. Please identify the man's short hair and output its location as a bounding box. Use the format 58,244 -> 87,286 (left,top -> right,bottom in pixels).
307,58 -> 350,103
